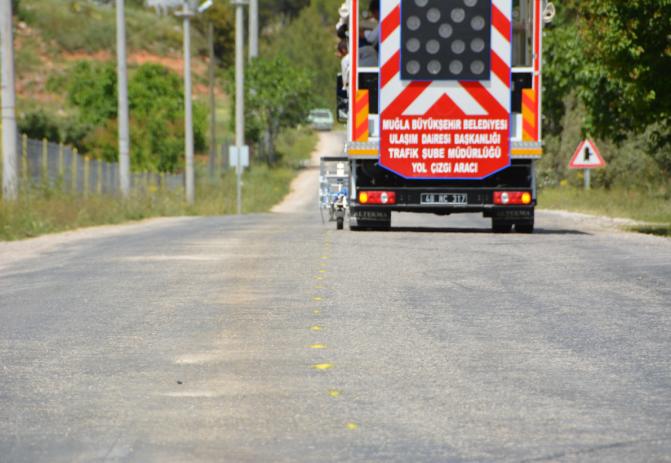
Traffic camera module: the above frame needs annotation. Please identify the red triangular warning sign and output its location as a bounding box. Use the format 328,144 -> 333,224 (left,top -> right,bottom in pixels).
569,139 -> 606,169
568,140 -> 606,169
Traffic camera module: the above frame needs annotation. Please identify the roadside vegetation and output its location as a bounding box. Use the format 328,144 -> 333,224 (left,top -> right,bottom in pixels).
538,1 -> 671,235
1,0 -> 336,239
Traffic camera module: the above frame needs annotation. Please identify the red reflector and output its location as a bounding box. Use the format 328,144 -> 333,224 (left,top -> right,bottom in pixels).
359,191 -> 396,205
493,191 -> 532,205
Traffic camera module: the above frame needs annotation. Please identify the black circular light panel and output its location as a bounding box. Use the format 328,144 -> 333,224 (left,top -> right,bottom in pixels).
400,0 -> 491,81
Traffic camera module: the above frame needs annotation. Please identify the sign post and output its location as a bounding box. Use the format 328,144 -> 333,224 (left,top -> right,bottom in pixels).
568,139 -> 606,190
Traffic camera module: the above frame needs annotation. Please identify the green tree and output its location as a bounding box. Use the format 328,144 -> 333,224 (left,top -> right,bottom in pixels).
66,61 -> 206,172
238,56 -> 315,164
266,6 -> 340,108
193,2 -> 236,68
67,61 -> 118,127
542,1 -> 671,177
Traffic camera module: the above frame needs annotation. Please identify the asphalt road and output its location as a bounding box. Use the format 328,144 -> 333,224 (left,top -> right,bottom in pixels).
1,134 -> 671,462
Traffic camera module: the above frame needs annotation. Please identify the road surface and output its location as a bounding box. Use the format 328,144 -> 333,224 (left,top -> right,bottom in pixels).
1,131 -> 670,462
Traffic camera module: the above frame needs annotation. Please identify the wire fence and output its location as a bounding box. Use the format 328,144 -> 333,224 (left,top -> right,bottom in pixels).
2,134 -> 232,197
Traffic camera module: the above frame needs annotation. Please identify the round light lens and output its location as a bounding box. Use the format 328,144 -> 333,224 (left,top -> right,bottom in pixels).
406,38 -> 421,53
451,8 -> 466,23
359,192 -> 369,204
464,0 -> 478,6
427,8 -> 441,23
449,60 -> 463,75
380,192 -> 389,204
522,192 -> 532,204
501,192 -> 510,204
471,37 -> 485,53
426,39 -> 440,54
406,60 -> 421,75
438,23 -> 453,39
451,39 -> 466,54
471,15 -> 485,31
415,0 -> 428,7
470,60 -> 485,75
428,60 -> 442,75
407,16 -> 421,31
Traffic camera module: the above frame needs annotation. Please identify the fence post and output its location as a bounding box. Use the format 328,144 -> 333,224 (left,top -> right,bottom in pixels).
83,157 -> 90,198
21,134 -> 28,185
71,148 -> 78,193
217,143 -> 223,179
97,160 -> 102,194
58,143 -> 64,183
41,138 -> 48,185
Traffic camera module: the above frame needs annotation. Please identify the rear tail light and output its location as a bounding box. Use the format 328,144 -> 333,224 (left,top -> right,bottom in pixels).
493,191 -> 532,205
358,191 -> 396,205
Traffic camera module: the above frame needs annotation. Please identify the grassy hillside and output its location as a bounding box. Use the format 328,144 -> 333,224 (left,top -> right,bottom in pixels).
14,0 -> 209,119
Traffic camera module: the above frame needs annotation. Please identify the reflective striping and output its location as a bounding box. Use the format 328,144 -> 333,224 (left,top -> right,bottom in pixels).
522,88 -> 538,141
354,90 -> 370,142
403,81 -> 487,116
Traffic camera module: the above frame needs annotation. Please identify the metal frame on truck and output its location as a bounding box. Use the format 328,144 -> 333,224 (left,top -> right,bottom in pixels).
334,0 -> 549,232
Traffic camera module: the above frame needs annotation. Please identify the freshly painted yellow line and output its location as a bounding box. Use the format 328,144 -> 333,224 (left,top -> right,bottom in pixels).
313,297 -> 322,302
315,276 -> 324,280
313,309 -> 321,315
310,325 -> 323,331
319,270 -> 327,274
313,363 -> 333,370
345,422 -> 359,430
309,343 -> 326,349
329,389 -> 341,398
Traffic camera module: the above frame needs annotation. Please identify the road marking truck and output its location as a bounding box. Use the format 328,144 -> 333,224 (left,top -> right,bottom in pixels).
335,0 -> 552,232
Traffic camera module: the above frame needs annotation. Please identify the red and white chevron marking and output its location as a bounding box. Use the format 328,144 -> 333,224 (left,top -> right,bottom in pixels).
380,0 -> 511,117
379,0 -> 512,180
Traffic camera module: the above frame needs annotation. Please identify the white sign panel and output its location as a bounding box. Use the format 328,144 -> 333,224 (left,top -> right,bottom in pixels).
229,145 -> 250,168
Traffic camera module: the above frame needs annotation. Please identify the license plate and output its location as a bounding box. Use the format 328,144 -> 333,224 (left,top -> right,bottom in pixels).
420,193 -> 468,205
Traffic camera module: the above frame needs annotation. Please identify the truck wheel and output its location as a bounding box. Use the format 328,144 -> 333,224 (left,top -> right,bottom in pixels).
515,220 -> 535,234
336,217 -> 344,230
492,219 -> 513,233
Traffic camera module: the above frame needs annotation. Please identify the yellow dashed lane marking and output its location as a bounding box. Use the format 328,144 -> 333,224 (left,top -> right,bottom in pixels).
319,270 -> 327,274
313,297 -> 323,302
315,276 -> 324,280
313,363 -> 333,371
329,389 -> 341,398
309,343 -> 326,349
313,309 -> 321,315
310,325 -> 323,331
346,422 -> 359,430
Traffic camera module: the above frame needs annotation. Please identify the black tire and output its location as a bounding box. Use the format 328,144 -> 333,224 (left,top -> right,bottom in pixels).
492,219 -> 513,233
336,217 -> 344,230
515,220 -> 535,234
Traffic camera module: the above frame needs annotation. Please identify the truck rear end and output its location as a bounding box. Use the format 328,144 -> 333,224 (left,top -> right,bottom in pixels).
341,0 -> 546,232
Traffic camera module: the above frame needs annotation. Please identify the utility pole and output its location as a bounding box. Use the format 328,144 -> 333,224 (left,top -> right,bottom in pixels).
208,22 -> 217,176
232,0 -> 247,214
177,0 -> 195,205
248,0 -> 258,60
1,0 -> 18,201
116,0 -> 130,197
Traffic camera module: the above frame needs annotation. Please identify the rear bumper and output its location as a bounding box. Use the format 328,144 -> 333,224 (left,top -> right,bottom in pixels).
351,187 -> 535,219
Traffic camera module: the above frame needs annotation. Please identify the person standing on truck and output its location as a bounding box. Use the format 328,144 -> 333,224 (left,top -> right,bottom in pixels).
361,0 -> 380,50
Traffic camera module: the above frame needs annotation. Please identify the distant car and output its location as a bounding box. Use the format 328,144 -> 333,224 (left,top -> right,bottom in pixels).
308,109 -> 334,131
